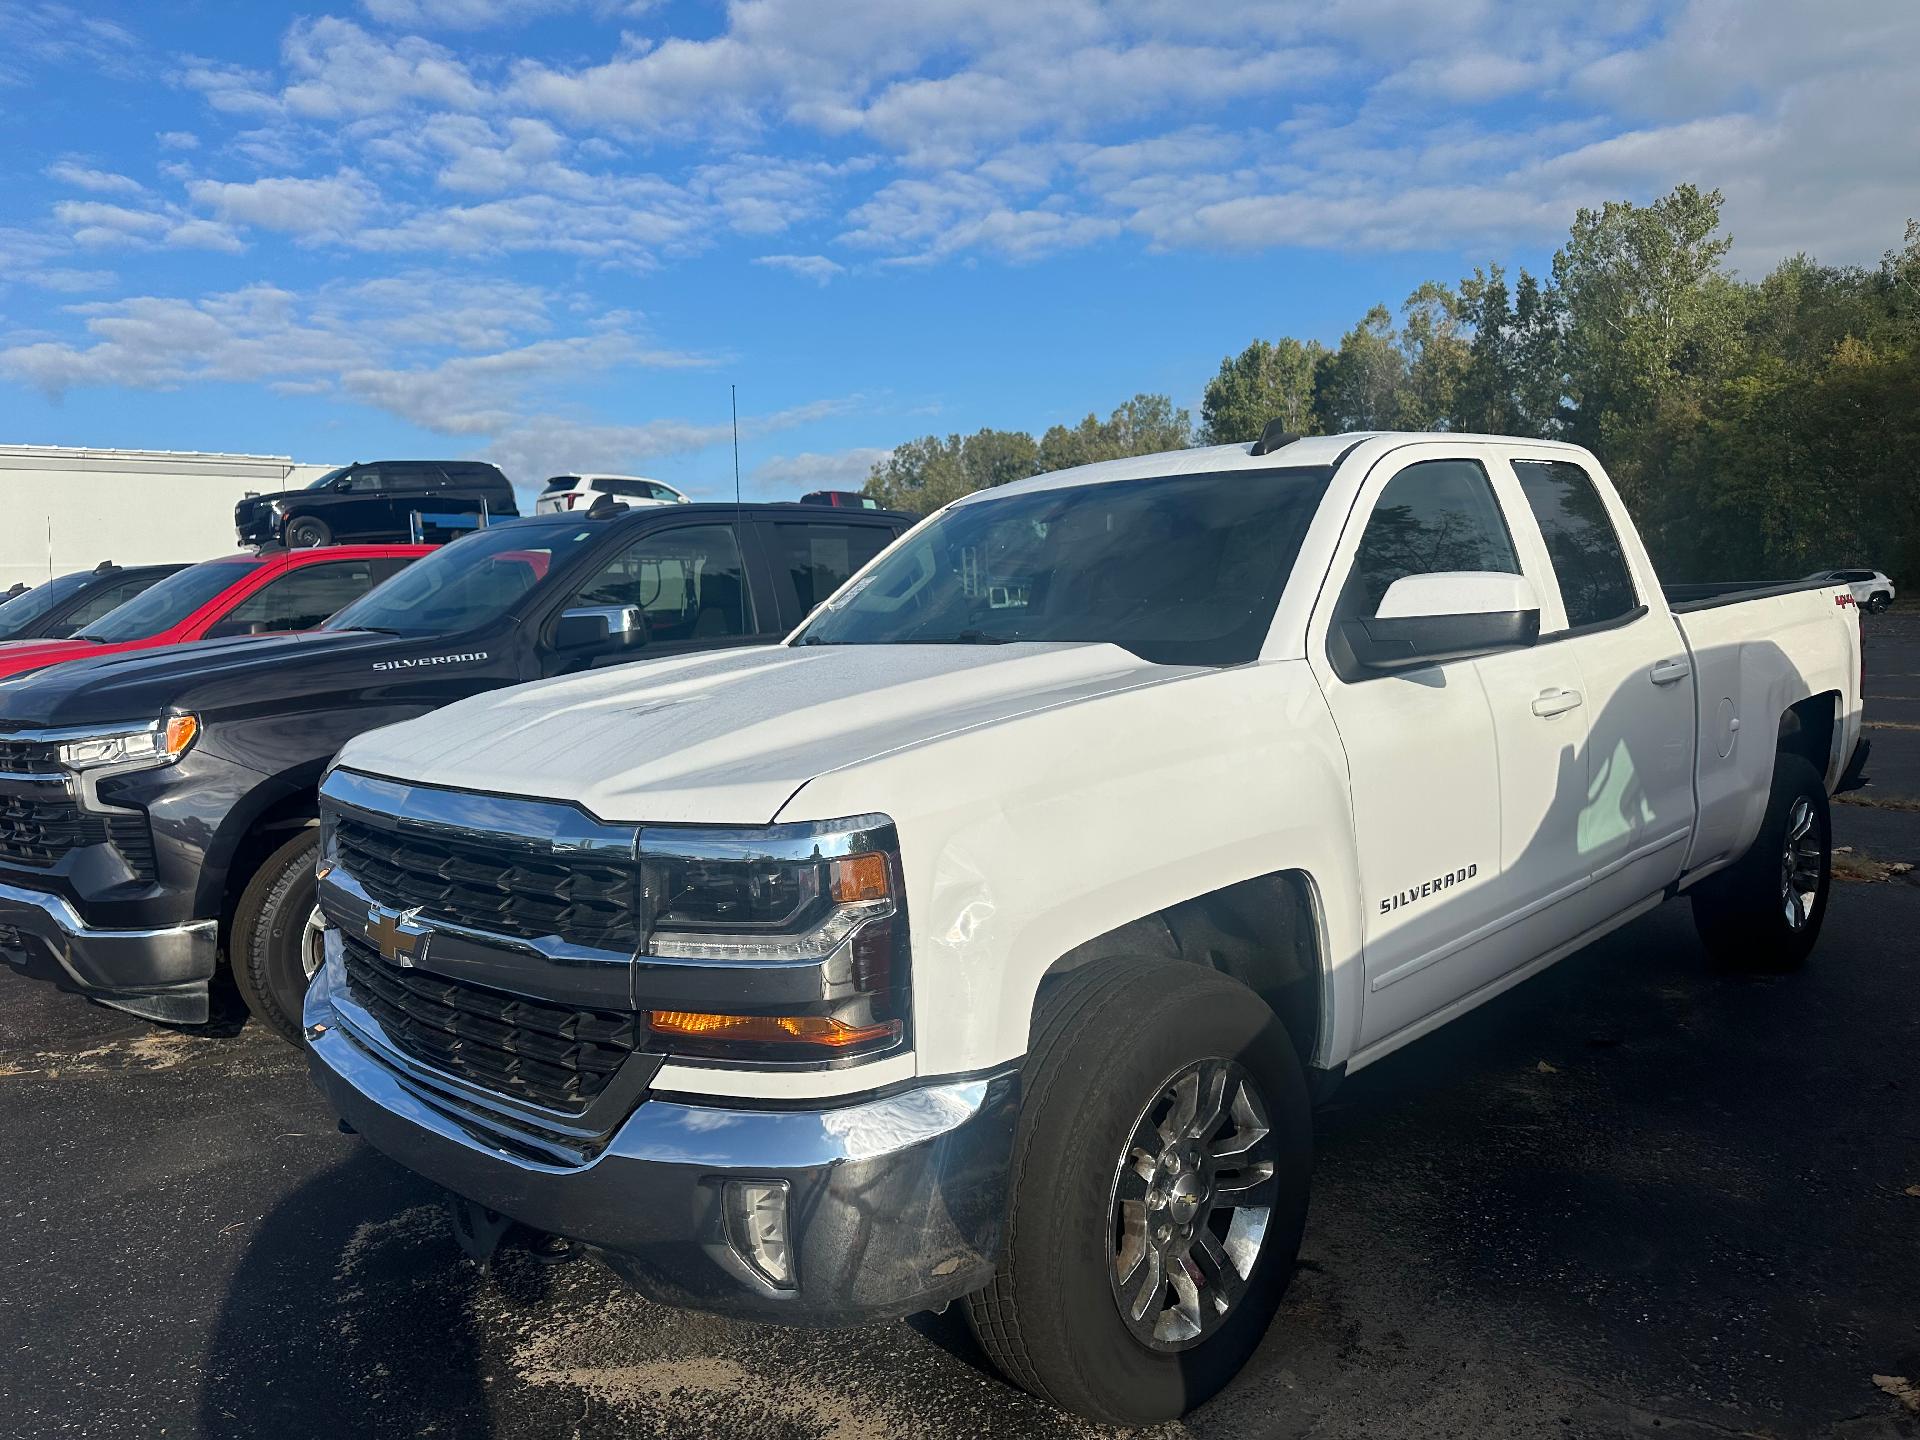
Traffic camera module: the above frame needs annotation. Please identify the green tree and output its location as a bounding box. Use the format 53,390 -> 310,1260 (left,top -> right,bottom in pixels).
1039,393 -> 1193,472
1317,305 -> 1408,431
1199,337 -> 1326,443
1397,280 -> 1469,429
863,428 -> 1040,512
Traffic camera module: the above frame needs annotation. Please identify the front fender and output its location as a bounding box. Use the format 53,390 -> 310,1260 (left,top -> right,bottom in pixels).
779,660 -> 1366,1078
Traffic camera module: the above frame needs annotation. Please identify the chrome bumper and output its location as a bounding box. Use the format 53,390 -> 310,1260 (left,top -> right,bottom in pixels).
303,955 -> 1020,1325
0,880 -> 215,1023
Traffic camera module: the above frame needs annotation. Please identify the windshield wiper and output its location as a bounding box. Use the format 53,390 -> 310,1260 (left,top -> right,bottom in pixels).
931,629 -> 1015,645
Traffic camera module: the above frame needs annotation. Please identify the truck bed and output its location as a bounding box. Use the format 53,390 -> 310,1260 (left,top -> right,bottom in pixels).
1663,578 -> 1840,613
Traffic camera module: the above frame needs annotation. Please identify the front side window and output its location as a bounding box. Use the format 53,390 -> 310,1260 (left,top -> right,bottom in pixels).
775,522 -> 894,613
1337,459 -> 1520,620
794,467 -> 1333,667
222,560 -> 377,633
568,524 -> 754,643
1511,458 -> 1637,631
338,468 -> 384,493
80,560 -> 265,641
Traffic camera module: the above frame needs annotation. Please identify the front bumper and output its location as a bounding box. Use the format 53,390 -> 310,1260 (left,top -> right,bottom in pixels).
303,953 -> 1019,1325
0,880 -> 215,1022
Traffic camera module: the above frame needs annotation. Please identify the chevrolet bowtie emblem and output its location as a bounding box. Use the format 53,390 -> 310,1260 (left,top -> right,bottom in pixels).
366,903 -> 432,967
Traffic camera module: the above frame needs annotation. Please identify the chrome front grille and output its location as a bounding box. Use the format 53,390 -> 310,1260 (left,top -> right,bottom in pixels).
341,933 -> 640,1109
333,812 -> 642,952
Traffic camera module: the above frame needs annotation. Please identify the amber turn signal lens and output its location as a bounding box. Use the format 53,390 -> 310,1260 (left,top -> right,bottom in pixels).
163,713 -> 199,758
830,852 -> 890,904
649,1010 -> 900,1049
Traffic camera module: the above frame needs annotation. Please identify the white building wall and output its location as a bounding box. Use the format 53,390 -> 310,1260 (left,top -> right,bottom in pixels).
0,446 -> 334,590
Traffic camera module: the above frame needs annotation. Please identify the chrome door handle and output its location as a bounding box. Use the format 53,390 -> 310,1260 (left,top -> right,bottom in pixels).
1650,659 -> 1692,685
1531,688 -> 1583,717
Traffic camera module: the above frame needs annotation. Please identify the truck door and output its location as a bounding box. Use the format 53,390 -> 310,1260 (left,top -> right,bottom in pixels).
1505,452 -> 1694,913
1311,447 -> 1591,1051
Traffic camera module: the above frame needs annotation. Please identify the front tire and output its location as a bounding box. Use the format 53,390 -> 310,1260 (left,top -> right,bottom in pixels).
1691,754 -> 1831,973
964,958 -> 1312,1426
284,515 -> 332,548
230,829 -> 323,1044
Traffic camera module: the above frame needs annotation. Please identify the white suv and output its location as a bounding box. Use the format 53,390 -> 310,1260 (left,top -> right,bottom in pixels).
1810,568 -> 1895,612
534,474 -> 691,514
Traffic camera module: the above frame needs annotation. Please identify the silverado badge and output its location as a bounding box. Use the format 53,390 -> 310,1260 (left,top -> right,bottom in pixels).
366,903 -> 432,968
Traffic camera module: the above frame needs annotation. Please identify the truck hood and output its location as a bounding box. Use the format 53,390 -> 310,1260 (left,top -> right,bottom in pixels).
0,629 -> 432,728
337,642 -> 1189,825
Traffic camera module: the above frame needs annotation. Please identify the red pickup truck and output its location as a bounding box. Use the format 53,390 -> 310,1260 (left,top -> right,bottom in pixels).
0,546 -> 429,683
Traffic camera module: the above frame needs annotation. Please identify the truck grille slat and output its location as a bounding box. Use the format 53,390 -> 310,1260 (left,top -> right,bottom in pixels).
334,814 -> 640,951
341,934 -> 638,1109
0,737 -> 62,775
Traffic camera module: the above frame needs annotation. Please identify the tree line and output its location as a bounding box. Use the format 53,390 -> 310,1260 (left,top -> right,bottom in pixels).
864,185 -> 1920,585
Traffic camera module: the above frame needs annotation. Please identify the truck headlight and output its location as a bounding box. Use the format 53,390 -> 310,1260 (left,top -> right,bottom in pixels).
58,714 -> 199,773
639,818 -> 908,1061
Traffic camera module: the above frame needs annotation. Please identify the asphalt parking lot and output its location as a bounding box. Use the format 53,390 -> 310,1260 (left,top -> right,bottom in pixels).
4,615 -> 1918,1440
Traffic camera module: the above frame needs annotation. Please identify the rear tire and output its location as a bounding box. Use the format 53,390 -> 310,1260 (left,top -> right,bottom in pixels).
963,958 -> 1312,1426
1867,591 -> 1890,614
1691,754 -> 1830,973
231,829 -> 322,1045
284,515 -> 331,548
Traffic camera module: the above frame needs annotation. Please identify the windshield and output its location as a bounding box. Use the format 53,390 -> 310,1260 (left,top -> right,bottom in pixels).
0,571 -> 93,640
794,467 -> 1332,666
324,521 -> 598,635
308,467 -> 350,490
79,559 -> 263,642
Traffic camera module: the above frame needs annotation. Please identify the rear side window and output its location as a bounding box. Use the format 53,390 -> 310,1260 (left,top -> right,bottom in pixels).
1512,459 -> 1638,631
223,560 -> 378,633
774,522 -> 894,612
1338,459 -> 1519,619
542,476 -> 579,493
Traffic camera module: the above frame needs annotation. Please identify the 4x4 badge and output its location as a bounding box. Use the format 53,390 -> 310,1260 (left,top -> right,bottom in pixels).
366,903 -> 432,967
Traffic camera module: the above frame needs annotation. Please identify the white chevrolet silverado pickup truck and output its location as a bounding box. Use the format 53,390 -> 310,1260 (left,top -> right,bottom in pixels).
304,429 -> 1867,1425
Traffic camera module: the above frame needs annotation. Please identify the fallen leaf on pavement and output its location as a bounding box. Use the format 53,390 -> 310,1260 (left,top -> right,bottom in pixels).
1873,1374 -> 1920,1414
1536,1061 -> 1559,1075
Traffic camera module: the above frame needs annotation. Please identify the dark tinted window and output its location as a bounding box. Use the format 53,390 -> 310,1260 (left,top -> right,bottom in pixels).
326,523 -> 594,635
223,560 -> 378,633
80,560 -> 265,641
337,468 -> 385,493
795,468 -> 1332,667
569,524 -> 755,643
53,574 -> 169,636
542,476 -> 579,493
1512,458 -> 1638,630
775,522 -> 894,612
0,570 -> 93,640
1339,459 -> 1519,619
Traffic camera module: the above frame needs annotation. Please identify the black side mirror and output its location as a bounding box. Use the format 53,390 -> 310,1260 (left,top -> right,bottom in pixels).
1342,572 -> 1542,672
556,605 -> 648,653
1343,608 -> 1539,671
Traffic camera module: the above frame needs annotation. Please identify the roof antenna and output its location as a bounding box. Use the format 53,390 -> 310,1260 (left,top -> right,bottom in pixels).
731,383 -> 742,507
1250,419 -> 1302,456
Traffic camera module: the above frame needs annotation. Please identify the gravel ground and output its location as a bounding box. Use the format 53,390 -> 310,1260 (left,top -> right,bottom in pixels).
3,610 -> 1917,1440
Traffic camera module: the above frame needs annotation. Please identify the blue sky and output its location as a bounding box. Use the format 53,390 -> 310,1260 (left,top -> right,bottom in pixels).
1,0 -> 1915,504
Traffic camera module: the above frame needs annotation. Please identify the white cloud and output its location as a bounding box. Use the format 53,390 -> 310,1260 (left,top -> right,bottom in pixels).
157,130 -> 200,150
747,446 -> 889,497
163,219 -> 246,253
281,17 -> 488,118
361,0 -> 646,29
187,171 -> 379,238
754,254 -> 844,284
47,163 -> 146,196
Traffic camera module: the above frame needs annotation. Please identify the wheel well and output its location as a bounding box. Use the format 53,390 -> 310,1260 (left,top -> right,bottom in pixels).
1036,871 -> 1324,1067
1778,692 -> 1839,778
217,791 -> 319,958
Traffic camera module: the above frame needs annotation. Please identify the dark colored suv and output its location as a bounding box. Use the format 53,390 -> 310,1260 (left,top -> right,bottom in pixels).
234,461 -> 519,548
